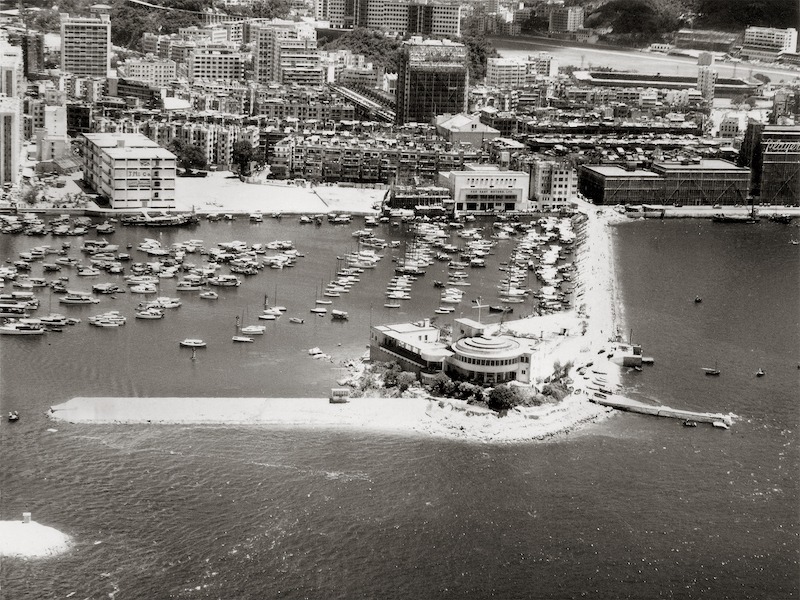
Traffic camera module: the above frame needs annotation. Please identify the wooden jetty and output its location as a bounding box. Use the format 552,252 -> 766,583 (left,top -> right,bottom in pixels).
590,394 -> 732,428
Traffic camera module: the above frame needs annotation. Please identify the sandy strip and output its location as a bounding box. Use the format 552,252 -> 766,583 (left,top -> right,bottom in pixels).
49,395 -> 612,443
0,520 -> 72,559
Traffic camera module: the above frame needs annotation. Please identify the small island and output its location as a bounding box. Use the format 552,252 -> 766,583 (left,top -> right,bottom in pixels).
0,513 -> 72,559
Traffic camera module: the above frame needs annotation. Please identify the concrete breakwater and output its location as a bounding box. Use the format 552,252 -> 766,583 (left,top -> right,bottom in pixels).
590,394 -> 733,427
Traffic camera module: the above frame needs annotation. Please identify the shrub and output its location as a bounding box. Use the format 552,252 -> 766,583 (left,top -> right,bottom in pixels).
487,384 -> 525,412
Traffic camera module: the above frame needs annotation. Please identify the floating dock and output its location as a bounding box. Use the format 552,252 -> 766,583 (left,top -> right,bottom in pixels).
590,394 -> 732,427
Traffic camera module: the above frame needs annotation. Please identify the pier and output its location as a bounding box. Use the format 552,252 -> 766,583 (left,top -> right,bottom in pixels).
590,394 -> 732,427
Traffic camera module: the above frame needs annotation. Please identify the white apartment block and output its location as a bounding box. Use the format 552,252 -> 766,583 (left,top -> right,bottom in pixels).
120,57 -> 177,87
486,54 -> 557,88
697,65 -> 716,101
81,133 -> 176,209
1,42 -> 23,98
742,27 -> 797,61
35,104 -> 69,161
179,25 -> 229,44
486,58 -> 525,88
253,21 -> 322,86
60,13 -> 111,77
188,44 -> 244,82
0,96 -> 21,185
529,160 -> 577,211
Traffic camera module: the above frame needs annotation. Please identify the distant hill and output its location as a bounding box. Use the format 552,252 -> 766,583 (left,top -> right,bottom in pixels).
694,0 -> 799,31
584,0 -> 798,43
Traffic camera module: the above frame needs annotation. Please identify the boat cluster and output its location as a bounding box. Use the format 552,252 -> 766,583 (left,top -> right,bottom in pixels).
0,214 -> 96,236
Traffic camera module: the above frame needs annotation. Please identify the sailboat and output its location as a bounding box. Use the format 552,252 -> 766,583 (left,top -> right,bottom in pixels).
702,361 -> 720,376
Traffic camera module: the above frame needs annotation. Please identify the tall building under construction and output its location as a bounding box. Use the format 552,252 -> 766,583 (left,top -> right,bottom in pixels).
395,38 -> 468,125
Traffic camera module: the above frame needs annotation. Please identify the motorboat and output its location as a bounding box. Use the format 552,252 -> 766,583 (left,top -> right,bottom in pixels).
88,311 -> 126,327
258,313 -> 277,320
683,420 -> 698,427
208,275 -> 241,287
59,292 -> 99,305
756,368 -> 765,377
8,411 -> 19,422
130,283 -> 158,294
289,317 -> 304,324
694,296 -> 702,303
199,290 -> 218,300
135,308 -> 164,319
241,325 -> 266,335
310,307 -> 327,314
331,310 -> 348,320
93,283 -> 123,295
232,336 -> 254,343
0,321 -> 46,335
151,297 -> 181,309
180,339 -> 206,347
39,313 -> 69,327
702,363 -> 720,376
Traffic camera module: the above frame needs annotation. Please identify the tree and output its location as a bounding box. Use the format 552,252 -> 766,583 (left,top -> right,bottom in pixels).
396,372 -> 417,393
318,28 -> 404,73
231,141 -> 257,175
226,0 -> 291,19
487,384 -> 524,412
168,140 -> 207,172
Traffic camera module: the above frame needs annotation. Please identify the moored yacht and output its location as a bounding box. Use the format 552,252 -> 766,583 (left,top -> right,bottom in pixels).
0,320 -> 46,335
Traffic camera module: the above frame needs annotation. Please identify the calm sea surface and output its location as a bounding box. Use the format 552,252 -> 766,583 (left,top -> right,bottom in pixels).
1,216 -> 797,599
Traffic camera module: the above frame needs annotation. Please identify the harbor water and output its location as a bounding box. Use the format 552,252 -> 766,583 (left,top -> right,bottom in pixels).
1,216 -> 797,599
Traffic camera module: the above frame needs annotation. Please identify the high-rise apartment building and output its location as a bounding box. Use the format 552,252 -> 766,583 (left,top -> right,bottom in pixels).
381,2 -> 462,37
187,44 -> 244,82
396,38 -> 468,125
549,6 -> 584,33
253,21 -> 322,86
22,33 -> 45,79
0,96 -> 20,186
0,39 -> 22,186
697,53 -> 716,102
529,159 -> 577,211
1,41 -> 23,97
60,13 -> 111,77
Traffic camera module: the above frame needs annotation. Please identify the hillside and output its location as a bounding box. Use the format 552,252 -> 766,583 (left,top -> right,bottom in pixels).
583,0 -> 799,44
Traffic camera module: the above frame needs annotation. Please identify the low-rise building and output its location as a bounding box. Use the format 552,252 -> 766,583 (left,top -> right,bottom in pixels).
438,164 -> 530,215
369,319 -> 452,376
369,317 -> 535,384
579,159 -> 751,205
578,164 -> 663,205
741,27 -> 798,62
651,159 -> 750,205
435,113 -> 500,146
80,132 -> 177,209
